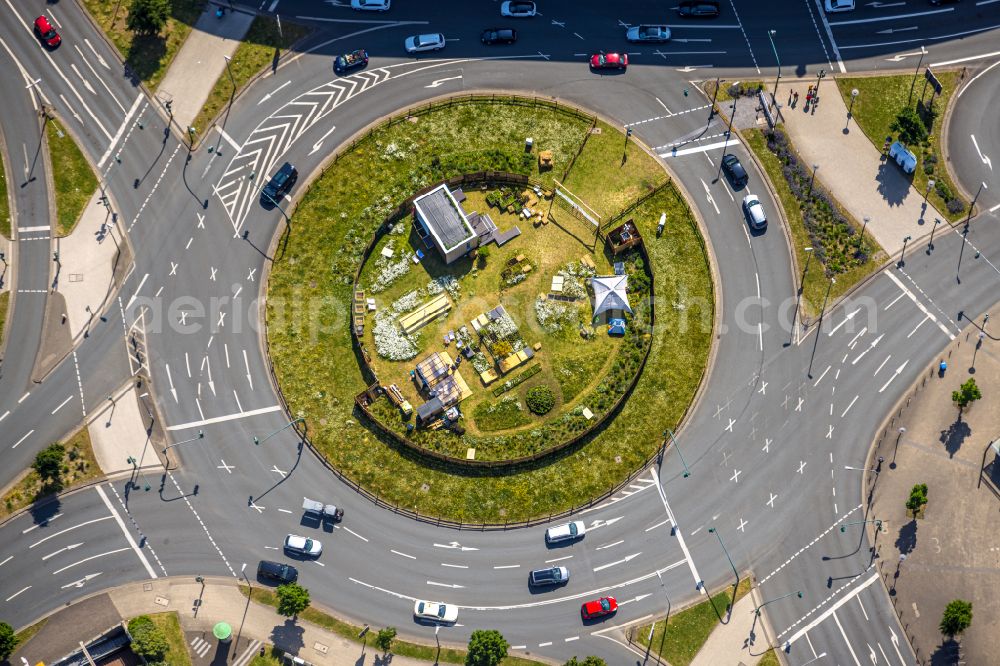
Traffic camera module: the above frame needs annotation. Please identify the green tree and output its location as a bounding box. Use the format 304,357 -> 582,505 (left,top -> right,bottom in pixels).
952,377 -> 982,412
0,622 -> 16,660
906,483 -> 928,518
276,582 -> 310,618
127,0 -> 170,35
127,616 -> 168,661
32,443 -> 65,489
939,599 -> 973,637
564,658 -> 607,666
891,106 -> 929,146
465,629 -> 509,666
476,246 -> 491,268
374,626 -> 397,653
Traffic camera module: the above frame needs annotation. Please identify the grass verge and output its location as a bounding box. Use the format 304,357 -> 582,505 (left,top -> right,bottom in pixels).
636,579 -> 752,666
759,648 -> 781,666
78,0 -> 203,90
240,586 -> 544,665
13,617 -> 48,652
744,128 -> 883,319
46,118 -> 98,236
145,612 -> 192,666
0,291 -> 9,349
0,429 -> 101,520
191,16 -> 311,136
835,72 -> 966,221
0,149 -> 10,238
704,79 -> 765,103
267,99 -> 713,522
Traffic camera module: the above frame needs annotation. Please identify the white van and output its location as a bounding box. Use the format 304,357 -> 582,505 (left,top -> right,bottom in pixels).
545,521 -> 586,543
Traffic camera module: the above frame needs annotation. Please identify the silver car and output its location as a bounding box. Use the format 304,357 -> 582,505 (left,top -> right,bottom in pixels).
626,25 -> 671,42
545,520 -> 586,543
284,534 -> 322,557
742,194 -> 767,230
405,33 -> 445,54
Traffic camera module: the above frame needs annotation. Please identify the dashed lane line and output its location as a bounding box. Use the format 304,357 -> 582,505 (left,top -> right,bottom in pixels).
884,270 -> 956,340
759,504 -> 862,585
105,484 -> 167,577
780,570 -> 880,645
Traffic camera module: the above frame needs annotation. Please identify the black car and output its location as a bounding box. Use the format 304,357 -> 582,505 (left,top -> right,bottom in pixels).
257,560 -> 298,583
677,0 -> 721,17
335,49 -> 369,74
262,162 -> 297,203
721,154 -> 748,188
481,28 -> 517,45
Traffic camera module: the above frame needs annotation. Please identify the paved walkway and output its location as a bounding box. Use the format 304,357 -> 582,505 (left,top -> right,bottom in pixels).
778,77 -> 947,257
108,578 -> 440,666
868,314 -> 1000,666
157,5 -> 255,131
88,381 -> 159,475
691,588 -> 767,666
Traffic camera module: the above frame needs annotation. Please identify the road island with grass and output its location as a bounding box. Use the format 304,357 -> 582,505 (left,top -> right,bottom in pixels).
266,97 -> 714,522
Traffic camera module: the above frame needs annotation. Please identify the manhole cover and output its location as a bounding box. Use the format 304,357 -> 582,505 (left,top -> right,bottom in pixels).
313,642 -> 329,654
68,274 -> 83,282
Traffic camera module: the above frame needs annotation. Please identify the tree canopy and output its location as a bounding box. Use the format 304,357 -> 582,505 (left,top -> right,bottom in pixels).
465,629 -> 509,666
276,582 -> 311,618
939,599 -> 973,637
127,0 -> 170,35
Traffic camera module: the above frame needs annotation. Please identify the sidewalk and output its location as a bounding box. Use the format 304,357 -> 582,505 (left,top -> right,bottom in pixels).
690,588 -> 767,666
88,381 -> 159,475
868,317 -> 1000,666
108,578 -> 438,666
778,78 -> 947,256
157,5 -> 254,131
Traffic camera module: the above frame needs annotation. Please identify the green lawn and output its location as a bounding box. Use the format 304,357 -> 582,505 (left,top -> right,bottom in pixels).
241,586 -> 543,665
145,612 -> 192,666
13,617 -> 47,652
835,72 -> 967,221
703,79 -> 765,103
47,119 -> 98,236
744,128 -> 883,319
636,579 -> 752,666
267,98 -> 713,522
759,648 -> 781,666
191,16 -> 311,136
78,0 -> 203,89
1,429 -> 100,520
0,149 -> 10,238
0,291 -> 8,350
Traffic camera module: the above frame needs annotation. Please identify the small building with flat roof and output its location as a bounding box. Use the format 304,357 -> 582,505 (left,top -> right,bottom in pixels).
413,184 -> 480,264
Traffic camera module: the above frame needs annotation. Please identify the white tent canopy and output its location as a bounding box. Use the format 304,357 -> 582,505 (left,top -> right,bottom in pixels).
591,275 -> 632,321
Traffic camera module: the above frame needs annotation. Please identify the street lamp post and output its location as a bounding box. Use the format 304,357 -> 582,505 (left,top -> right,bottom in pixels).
707,527 -> 739,587
846,88 -> 858,130
163,430 -> 204,466
927,217 -> 941,253
788,247 -> 813,345
808,163 -> 819,197
859,216 -> 870,246
840,519 -> 883,533
664,429 -> 691,478
253,418 -> 305,445
709,78 -> 726,119
234,564 -> 252,660
907,45 -> 928,107
923,179 -> 935,207
898,235 -> 912,267
767,30 -> 781,111
967,181 -> 988,228
815,68 -> 826,95
754,590 -> 803,617
807,277 -> 835,378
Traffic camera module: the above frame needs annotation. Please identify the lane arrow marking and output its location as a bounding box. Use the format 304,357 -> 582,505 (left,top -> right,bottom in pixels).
309,125 -> 338,156
61,572 -> 102,589
852,334 -> 884,365
593,552 -> 641,573
878,360 -> 910,393
972,134 -> 992,171
876,26 -> 918,34
42,542 -> 83,561
425,75 -> 463,89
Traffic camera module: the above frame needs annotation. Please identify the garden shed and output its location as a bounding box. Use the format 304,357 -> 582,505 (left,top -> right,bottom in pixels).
591,275 -> 632,322
413,184 -> 480,264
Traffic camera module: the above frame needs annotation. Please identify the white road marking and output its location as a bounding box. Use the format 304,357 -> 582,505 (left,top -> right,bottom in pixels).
42,542 -> 83,561
840,395 -> 859,418
878,360 -> 909,393
906,314 -> 930,338
441,563 -> 468,569
811,0 -> 847,72
874,355 -> 891,376
545,555 -> 573,563
828,7 -> 953,25
426,580 -> 464,589
12,430 -> 35,448
165,404 -> 282,431
832,611 -> 862,666
645,518 -> 671,532
51,547 -> 129,575
0,556 -> 11,567
391,550 -> 416,560
813,365 -> 831,387
493,564 -> 520,569
661,139 -> 731,158
95,485 -> 157,578
650,469 -> 703,593
595,540 -> 624,550
884,271 -> 955,339
339,527 -> 369,542
18,392 -> 30,403
5,586 -> 30,602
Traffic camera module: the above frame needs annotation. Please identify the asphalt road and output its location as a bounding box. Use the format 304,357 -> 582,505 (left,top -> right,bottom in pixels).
1,1 -> 999,664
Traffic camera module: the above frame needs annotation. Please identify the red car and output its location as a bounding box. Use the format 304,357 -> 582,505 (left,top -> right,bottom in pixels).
581,596 -> 618,620
590,52 -> 627,71
34,15 -> 61,48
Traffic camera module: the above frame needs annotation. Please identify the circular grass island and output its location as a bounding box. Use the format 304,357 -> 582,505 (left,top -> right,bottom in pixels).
266,96 -> 714,522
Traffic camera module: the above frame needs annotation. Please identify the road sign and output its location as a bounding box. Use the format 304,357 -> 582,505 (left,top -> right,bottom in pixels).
925,68 -> 942,95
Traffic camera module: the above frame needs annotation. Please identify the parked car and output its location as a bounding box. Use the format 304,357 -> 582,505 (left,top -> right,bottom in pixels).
581,596 -> 618,620
742,194 -> 767,230
721,154 -> 749,189
351,0 -> 390,10
33,15 -> 61,48
590,52 -> 628,71
413,600 -> 459,623
529,566 -> 569,586
824,0 -> 855,11
626,25 -> 671,42
545,520 -> 586,543
481,28 -> 518,45
334,49 -> 368,74
500,1 -> 537,17
261,162 -> 297,203
283,534 -> 322,557
405,33 -> 446,54
257,560 -> 298,583
677,1 -> 721,17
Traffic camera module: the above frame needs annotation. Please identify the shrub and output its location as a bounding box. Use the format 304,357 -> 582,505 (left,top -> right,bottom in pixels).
952,377 -> 982,410
375,627 -> 397,652
0,622 -> 15,660
947,199 -> 965,215
935,180 -> 954,201
526,386 -> 555,415
906,483 -> 928,517
891,106 -> 928,146
32,443 -> 65,490
127,0 -> 170,35
127,616 -> 168,661
491,340 -> 513,358
939,599 -> 973,637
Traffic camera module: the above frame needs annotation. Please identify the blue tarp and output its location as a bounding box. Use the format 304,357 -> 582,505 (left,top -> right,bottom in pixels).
608,318 -> 626,336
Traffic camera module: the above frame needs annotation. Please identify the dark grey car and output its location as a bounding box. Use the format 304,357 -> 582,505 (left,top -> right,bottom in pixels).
529,566 -> 570,586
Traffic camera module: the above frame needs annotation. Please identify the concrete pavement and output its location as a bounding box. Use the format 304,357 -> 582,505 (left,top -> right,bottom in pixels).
779,76 -> 947,256
157,5 -> 255,131
88,381 -> 159,475
691,588 -> 767,666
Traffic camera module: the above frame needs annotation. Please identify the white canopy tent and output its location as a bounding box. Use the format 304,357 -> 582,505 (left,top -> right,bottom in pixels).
591,275 -> 632,321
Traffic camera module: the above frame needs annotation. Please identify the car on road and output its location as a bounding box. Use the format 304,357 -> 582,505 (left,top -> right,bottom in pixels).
590,52 -> 628,71
284,534 -> 322,557
626,25 -> 671,42
34,15 -> 61,48
257,560 -> 298,583
481,28 -> 518,45
405,33 -> 446,54
500,1 -> 537,17
823,0 -> 855,11
721,154 -> 749,189
545,520 -> 586,543
351,0 -> 390,10
742,194 -> 767,230
677,1 -> 721,17
334,49 -> 368,74
413,600 -> 459,623
929,0 -> 959,4
529,566 -> 569,586
581,596 -> 617,620
262,162 -> 297,203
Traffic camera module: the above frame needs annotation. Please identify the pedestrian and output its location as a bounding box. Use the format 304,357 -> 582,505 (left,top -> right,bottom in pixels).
216,6 -> 224,18
793,91 -> 799,108
939,359 -> 947,376
788,90 -> 794,105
